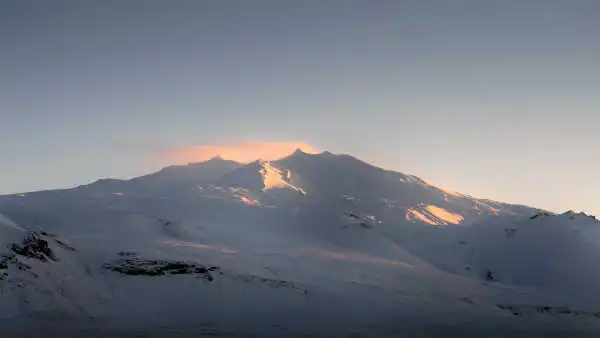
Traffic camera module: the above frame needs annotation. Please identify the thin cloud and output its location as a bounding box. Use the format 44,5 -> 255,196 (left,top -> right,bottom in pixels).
159,141 -> 319,165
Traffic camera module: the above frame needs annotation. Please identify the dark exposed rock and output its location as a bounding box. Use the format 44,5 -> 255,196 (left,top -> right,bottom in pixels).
10,232 -> 57,262
158,218 -> 173,227
530,212 -> 551,220
497,304 -> 600,319
104,257 -> 216,280
54,239 -> 76,252
504,228 -> 516,238
535,306 -> 552,313
0,231 -> 76,280
0,256 -> 7,281
0,253 -> 38,279
38,231 -> 58,238
16,260 -> 32,271
555,307 -> 572,314
228,273 -> 300,290
484,270 -> 496,282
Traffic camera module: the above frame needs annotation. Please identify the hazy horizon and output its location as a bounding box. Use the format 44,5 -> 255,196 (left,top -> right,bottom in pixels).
1,0 -> 599,214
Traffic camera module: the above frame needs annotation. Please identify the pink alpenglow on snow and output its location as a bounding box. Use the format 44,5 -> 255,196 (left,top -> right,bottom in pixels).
162,141 -> 319,165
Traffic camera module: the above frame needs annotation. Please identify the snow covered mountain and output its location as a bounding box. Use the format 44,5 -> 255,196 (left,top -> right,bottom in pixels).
1,150 -> 599,337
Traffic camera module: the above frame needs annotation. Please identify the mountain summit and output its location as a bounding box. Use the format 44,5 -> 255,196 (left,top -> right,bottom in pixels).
117,150 -> 532,225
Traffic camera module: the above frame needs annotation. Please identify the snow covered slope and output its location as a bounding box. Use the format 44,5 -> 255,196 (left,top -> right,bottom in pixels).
405,211 -> 600,303
1,150 -> 599,336
75,156 -> 242,198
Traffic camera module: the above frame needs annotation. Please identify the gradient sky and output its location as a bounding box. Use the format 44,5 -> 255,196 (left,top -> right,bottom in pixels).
1,0 -> 599,214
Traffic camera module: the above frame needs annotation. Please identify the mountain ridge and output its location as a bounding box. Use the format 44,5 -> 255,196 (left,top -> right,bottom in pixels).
1,149 -> 542,222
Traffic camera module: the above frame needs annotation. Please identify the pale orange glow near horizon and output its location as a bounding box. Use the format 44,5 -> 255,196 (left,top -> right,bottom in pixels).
161,141 -> 319,165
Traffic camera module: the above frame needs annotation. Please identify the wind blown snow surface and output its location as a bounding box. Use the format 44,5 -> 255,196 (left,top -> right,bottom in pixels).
1,150 -> 599,337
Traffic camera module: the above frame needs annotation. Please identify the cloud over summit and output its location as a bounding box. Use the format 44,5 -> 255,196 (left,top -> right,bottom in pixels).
162,141 -> 318,165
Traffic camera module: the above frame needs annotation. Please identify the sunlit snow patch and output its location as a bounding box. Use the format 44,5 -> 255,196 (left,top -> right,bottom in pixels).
406,205 -> 464,226
163,240 -> 238,254
239,196 -> 261,206
259,161 -> 306,195
472,200 -> 503,215
425,205 -> 464,224
406,209 -> 438,226
227,187 -> 261,206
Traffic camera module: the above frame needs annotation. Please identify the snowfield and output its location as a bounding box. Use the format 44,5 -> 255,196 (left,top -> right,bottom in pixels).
1,150 -> 599,337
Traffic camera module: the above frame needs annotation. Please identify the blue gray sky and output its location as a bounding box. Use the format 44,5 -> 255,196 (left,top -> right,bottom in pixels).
1,0 -> 599,214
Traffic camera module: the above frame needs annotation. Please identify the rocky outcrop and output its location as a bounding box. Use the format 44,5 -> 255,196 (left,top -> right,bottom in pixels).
497,304 -> 600,319
103,256 -> 219,280
10,232 -> 57,262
